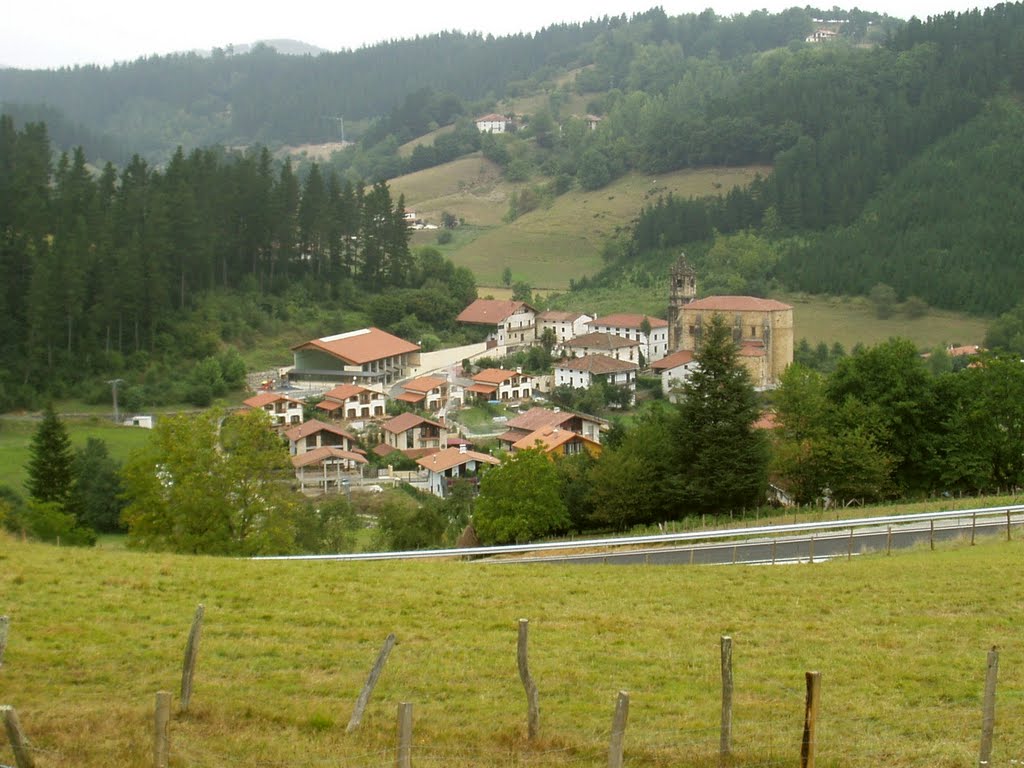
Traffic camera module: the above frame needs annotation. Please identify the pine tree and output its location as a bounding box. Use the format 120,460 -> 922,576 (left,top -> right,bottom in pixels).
671,314 -> 768,515
25,405 -> 75,506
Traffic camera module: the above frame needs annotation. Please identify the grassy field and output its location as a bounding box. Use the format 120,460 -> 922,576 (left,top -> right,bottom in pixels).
0,416 -> 154,494
0,528 -> 1020,767
396,164 -> 769,290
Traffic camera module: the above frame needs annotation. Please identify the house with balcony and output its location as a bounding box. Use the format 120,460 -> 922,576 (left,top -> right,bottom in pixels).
456,299 -> 537,352
555,354 -> 639,406
288,327 -> 420,389
465,368 -> 533,402
416,445 -> 501,498
495,407 -> 607,451
315,383 -> 388,420
395,375 -> 450,413
474,113 -> 510,133
588,313 -> 669,364
241,392 -> 305,428
284,419 -> 360,456
562,332 -> 641,364
379,412 -> 447,457
511,426 -> 603,459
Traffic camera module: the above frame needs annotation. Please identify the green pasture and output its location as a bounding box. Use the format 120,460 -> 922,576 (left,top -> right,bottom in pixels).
0,416 -> 153,495
1,528 -> 1020,767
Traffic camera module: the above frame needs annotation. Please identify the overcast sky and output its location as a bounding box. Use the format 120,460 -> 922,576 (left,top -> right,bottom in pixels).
3,0 -> 988,71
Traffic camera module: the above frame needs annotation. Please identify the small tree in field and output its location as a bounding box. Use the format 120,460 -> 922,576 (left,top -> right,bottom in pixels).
25,405 -> 75,507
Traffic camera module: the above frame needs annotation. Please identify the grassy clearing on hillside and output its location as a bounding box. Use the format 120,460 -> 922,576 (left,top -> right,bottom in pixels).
391,154 -> 510,227
0,417 -> 154,494
0,531 -> 1020,767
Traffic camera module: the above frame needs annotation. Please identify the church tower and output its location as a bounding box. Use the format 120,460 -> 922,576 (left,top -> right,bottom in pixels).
667,252 -> 696,351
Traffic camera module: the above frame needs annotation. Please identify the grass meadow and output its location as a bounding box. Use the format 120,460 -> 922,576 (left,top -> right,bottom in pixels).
1,530 -> 1021,767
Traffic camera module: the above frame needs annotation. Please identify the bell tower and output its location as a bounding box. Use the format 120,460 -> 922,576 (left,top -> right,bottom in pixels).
667,252 -> 696,351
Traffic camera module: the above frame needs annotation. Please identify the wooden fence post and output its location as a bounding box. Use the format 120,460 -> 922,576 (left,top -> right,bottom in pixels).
720,636 -> 733,763
608,691 -> 629,768
978,646 -> 998,767
0,615 -> 9,668
800,672 -> 821,768
180,604 -> 204,713
1,705 -> 36,768
347,633 -> 397,733
396,702 -> 413,768
1007,509 -> 1012,542
971,513 -> 977,545
154,691 -> 171,768
886,526 -> 892,555
930,520 -> 935,550
518,619 -> 540,741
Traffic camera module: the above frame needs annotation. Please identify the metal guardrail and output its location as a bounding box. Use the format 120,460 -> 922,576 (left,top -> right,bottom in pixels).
252,504 -> 1024,563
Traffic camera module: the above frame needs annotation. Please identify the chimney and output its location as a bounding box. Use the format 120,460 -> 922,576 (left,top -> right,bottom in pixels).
459,443 -> 467,454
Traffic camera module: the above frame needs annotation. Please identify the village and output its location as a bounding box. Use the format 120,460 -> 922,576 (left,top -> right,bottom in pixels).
241,254 -> 796,499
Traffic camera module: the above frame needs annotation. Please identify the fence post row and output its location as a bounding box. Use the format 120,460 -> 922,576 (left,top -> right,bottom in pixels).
608,691 -> 630,768
154,691 -> 171,768
347,632 -> 397,733
720,636 -> 733,762
396,702 -> 413,768
518,618 -> 540,741
978,646 -> 999,767
800,671 -> 821,768
2,705 -> 36,768
0,615 -> 9,668
180,604 -> 205,713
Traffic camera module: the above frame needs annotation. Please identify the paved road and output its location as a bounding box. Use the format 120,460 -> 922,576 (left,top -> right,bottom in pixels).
514,517 -> 1016,566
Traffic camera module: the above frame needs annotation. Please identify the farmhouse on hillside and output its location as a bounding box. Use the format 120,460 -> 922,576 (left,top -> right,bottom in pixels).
457,298 -> 537,351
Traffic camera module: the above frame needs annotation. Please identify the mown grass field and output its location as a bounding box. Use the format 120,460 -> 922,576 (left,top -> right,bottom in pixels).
0,417 -> 154,495
1,529 -> 1021,768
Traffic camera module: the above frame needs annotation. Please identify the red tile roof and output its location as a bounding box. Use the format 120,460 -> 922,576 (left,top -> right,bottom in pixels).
402,375 -> 446,393
284,419 -> 356,443
291,328 -> 419,365
565,332 -> 640,351
506,407 -> 571,431
243,392 -> 304,408
322,383 -> 378,401
381,412 -> 445,434
457,299 -> 533,325
651,350 -> 696,370
315,400 -> 344,412
466,383 -> 497,395
590,313 -> 668,329
684,296 -> 792,312
473,368 -> 520,385
416,447 -> 501,473
395,392 -> 425,403
290,446 -> 368,468
512,427 -> 601,453
558,354 -> 639,374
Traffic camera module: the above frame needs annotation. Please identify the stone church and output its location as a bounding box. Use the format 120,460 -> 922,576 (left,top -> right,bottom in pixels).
666,253 -> 793,389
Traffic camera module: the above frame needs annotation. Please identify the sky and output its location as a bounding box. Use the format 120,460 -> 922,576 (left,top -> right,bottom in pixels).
3,0 -> 989,71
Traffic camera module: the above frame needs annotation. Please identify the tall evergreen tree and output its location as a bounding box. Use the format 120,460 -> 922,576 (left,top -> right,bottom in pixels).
25,405 -> 75,506
671,313 -> 768,515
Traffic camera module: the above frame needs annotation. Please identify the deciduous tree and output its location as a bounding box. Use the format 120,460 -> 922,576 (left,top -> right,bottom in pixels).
474,449 -> 568,544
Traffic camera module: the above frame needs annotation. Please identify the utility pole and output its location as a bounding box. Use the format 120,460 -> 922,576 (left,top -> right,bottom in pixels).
107,378 -> 124,423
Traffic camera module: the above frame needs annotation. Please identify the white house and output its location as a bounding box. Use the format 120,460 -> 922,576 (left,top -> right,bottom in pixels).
535,310 -> 593,344
563,332 -> 641,364
457,299 -> 537,351
650,350 -> 699,402
555,354 -> 638,405
416,446 -> 501,498
242,392 -> 305,428
466,368 -> 533,402
316,383 -> 387,420
495,406 -> 607,451
588,313 -> 669,364
475,113 -> 509,133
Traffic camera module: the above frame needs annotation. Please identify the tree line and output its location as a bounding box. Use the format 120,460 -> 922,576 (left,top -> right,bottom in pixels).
0,116 -> 478,410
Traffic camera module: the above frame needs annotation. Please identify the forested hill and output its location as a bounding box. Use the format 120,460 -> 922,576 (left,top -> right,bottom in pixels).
0,7 -> 884,163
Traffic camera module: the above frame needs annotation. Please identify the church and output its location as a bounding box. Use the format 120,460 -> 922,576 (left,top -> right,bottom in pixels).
666,253 -> 793,389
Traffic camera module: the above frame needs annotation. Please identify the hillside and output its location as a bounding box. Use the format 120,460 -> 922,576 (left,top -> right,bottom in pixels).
1,531 -> 1021,766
